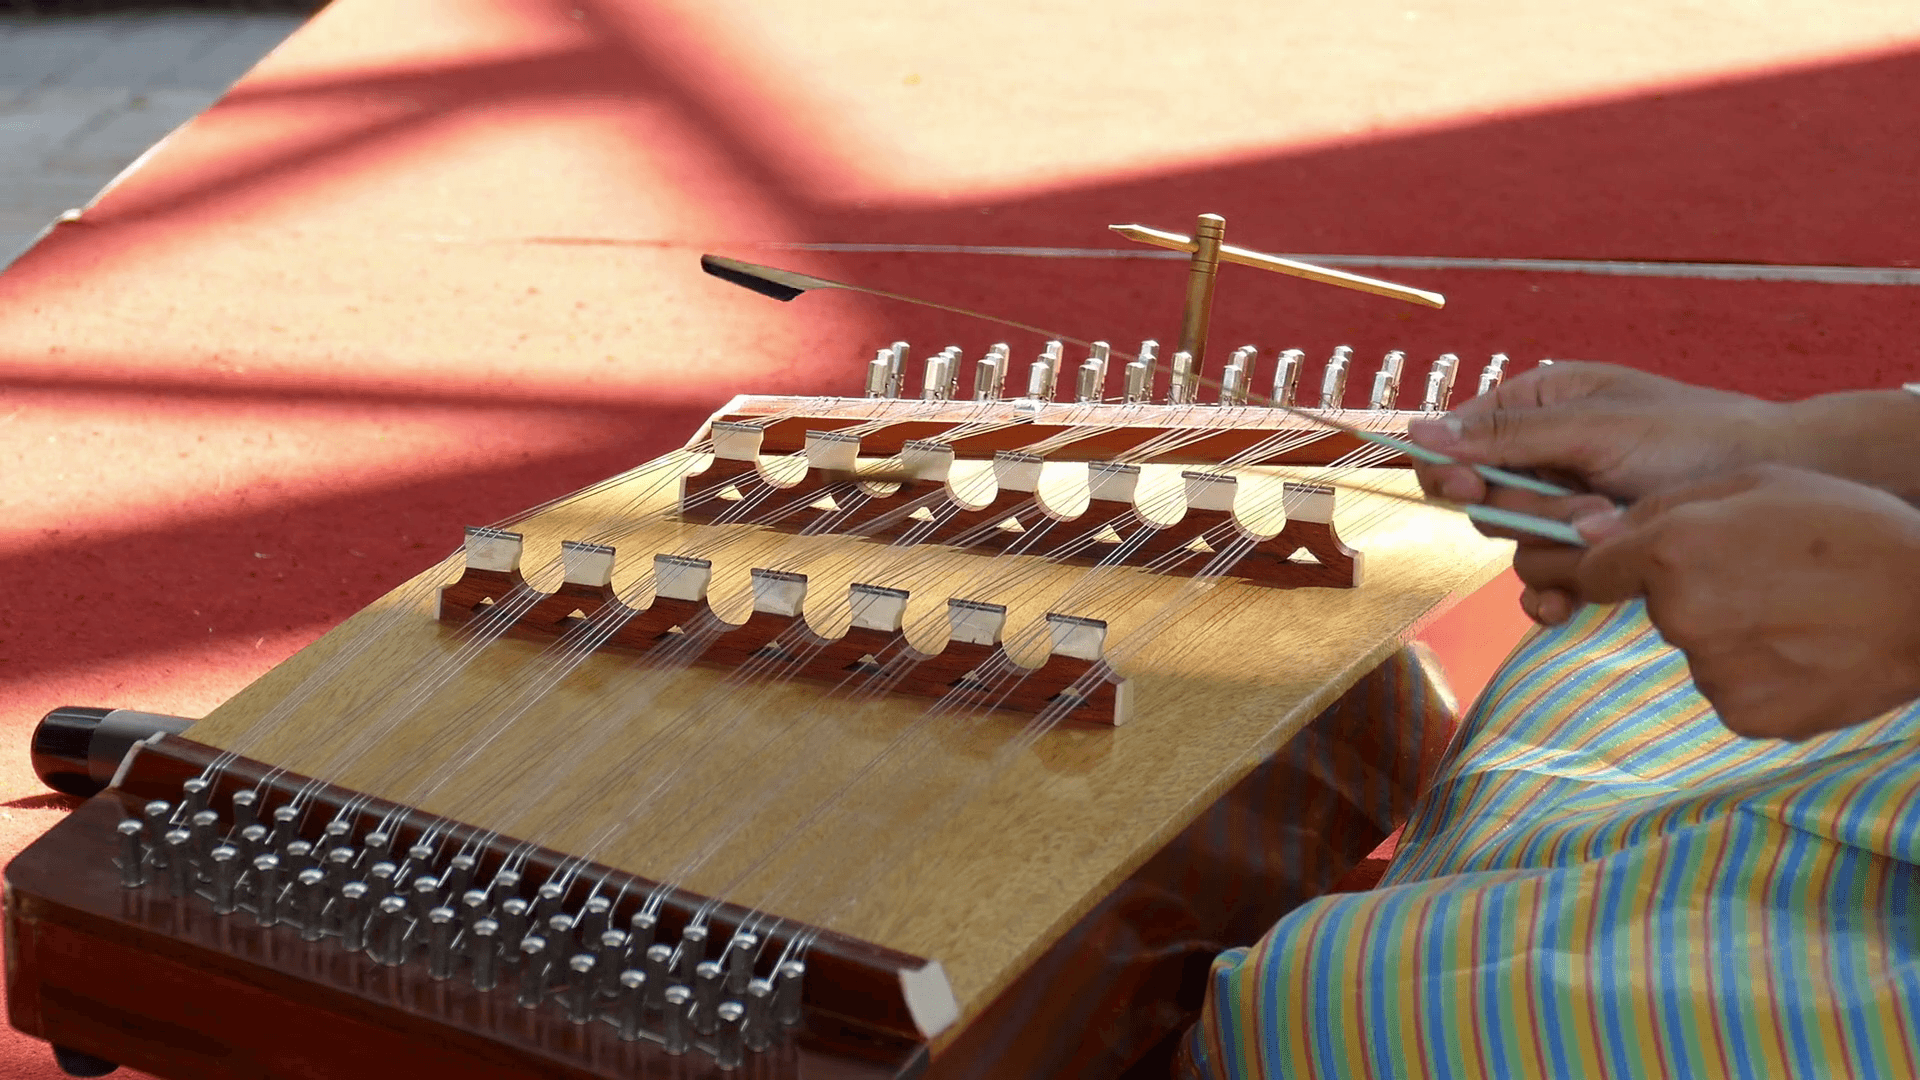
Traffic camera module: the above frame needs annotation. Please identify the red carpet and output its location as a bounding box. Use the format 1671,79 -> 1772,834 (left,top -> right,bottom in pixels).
3,1 -> 1917,1074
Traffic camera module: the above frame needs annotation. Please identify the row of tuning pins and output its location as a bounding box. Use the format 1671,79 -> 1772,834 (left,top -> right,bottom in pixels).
864,340 -> 1511,411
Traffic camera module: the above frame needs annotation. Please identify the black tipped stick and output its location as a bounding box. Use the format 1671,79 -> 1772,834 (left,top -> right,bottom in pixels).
700,255 -> 831,302
701,254 -> 1113,353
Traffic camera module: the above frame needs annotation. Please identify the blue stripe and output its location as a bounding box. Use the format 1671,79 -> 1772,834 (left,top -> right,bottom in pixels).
1592,843 -> 1636,1074
1653,825 -> 1698,1075
1770,827 -> 1820,1076
1533,868 -> 1574,1076
1420,890 -> 1464,1077
1363,884 -> 1418,1075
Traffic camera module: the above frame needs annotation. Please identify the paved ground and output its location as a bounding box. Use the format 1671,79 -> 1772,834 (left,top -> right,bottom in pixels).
0,11 -> 305,268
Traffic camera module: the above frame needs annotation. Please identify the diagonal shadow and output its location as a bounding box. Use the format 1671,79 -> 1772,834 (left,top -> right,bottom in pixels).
41,1 -> 1919,271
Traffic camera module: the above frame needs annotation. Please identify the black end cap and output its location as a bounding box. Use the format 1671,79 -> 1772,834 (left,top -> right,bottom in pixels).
32,707 -> 112,797
700,254 -> 805,302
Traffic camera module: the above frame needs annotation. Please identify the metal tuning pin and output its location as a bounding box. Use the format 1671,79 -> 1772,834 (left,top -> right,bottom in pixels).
1123,358 -> 1151,403
441,853 -> 477,899
370,895 -> 410,965
164,829 -> 194,896
886,341 -> 909,398
1272,348 -> 1304,406
865,347 -> 891,398
252,853 -> 282,926
530,881 -> 566,926
627,909 -> 658,956
1168,350 -> 1197,405
577,895 -> 612,941
294,868 -> 327,941
566,953 -> 598,1023
312,819 -> 350,863
661,985 -> 694,1055
1026,341 -> 1062,400
1123,338 -> 1159,404
772,959 -> 806,1026
674,923 -> 709,986
743,978 -> 775,1052
693,960 -> 725,1035
323,846 -> 357,893
1319,345 -> 1353,409
469,918 -> 501,991
229,789 -> 258,834
1075,359 -> 1102,402
724,932 -> 758,995
1089,341 -> 1112,387
141,800 -> 170,848
337,882 -> 370,952
595,929 -> 629,993
209,844 -> 241,915
427,906 -> 458,980
517,937 -> 551,1008
615,970 -> 647,1041
643,943 -> 674,1011
485,867 -> 521,906
497,897 -> 531,950
944,345 -> 963,398
266,805 -> 299,851
189,809 -> 220,862
1369,350 -> 1407,410
715,1000 -> 748,1069
922,351 -> 951,401
1477,352 -> 1509,397
281,839 -> 315,877
1222,346 -> 1256,406
973,343 -> 1009,401
545,913 -> 578,961
1422,353 -> 1460,412
458,888 -> 490,940
366,860 -> 398,899
236,822 -> 268,867
180,777 -> 211,818
361,829 -> 393,869
117,819 -> 146,888
410,875 -> 442,925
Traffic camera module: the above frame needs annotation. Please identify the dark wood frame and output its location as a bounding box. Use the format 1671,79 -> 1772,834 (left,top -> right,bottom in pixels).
6,737 -> 938,1079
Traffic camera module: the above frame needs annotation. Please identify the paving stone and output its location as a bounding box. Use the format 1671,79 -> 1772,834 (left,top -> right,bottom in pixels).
0,11 -> 305,272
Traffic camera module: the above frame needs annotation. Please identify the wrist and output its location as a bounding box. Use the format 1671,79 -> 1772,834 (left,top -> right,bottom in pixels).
1775,391 -> 1920,498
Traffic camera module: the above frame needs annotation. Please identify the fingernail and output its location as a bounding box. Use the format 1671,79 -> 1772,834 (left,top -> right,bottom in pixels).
1571,507 -> 1624,541
1406,416 -> 1463,448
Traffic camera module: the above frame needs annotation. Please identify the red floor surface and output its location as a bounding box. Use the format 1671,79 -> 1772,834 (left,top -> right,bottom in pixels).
4,1 -> 1918,1075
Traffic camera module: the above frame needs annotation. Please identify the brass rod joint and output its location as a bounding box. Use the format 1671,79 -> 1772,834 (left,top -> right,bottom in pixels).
1177,213 -> 1226,372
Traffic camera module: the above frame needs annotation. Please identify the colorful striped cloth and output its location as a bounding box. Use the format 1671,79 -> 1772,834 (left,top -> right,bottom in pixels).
1182,599 -> 1920,1079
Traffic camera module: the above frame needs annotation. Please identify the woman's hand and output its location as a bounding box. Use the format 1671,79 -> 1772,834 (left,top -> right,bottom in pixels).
1549,466 -> 1920,739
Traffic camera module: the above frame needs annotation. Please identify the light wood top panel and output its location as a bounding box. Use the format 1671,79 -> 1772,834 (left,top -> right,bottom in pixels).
187,437 -> 1509,1042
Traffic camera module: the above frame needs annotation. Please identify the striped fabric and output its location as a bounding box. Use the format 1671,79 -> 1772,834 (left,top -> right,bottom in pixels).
1182,600 -> 1920,1079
